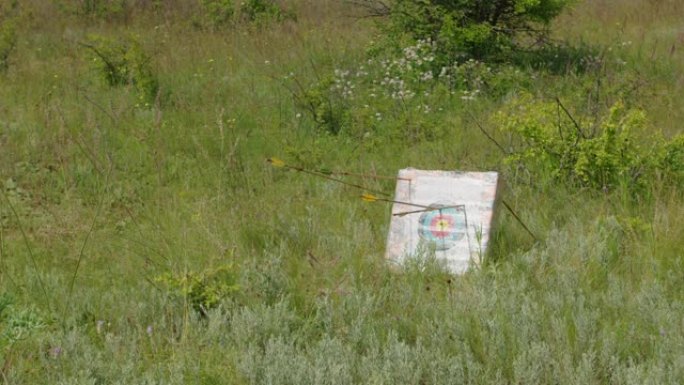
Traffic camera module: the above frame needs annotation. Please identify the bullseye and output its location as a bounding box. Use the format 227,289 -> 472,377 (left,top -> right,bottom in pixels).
418,203 -> 466,251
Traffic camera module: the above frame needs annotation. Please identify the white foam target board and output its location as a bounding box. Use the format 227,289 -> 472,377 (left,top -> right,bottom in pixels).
385,168 -> 499,274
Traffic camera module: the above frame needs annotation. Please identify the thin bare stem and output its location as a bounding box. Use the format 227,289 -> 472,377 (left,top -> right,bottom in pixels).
556,97 -> 586,139
501,199 -> 538,242
0,189 -> 52,313
62,165 -> 112,326
467,111 -> 508,154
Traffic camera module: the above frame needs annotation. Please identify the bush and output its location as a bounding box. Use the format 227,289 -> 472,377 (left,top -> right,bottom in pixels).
292,72 -> 350,135
655,133 -> 684,186
376,0 -> 575,62
495,93 -> 684,192
240,0 -> 288,23
83,34 -> 160,106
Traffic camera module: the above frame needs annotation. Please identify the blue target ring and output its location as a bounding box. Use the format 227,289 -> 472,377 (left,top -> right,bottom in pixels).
418,203 -> 466,251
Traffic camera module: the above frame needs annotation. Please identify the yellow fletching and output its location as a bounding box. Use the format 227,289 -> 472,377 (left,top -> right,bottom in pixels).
361,193 -> 378,202
268,157 -> 285,168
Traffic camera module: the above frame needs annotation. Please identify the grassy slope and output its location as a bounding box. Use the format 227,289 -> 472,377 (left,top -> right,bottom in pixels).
0,0 -> 683,383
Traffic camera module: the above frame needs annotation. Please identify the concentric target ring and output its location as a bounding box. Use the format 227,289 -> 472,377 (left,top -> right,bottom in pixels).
418,202 -> 466,251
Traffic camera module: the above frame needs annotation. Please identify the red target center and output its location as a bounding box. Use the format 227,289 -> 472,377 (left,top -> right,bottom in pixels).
429,214 -> 455,238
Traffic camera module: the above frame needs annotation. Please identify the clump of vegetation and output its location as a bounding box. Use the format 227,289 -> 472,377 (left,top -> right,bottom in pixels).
370,0 -> 576,63
2,0 -> 684,382
57,0 -> 129,21
240,0 -> 290,23
82,34 -> 159,106
657,133 -> 684,185
495,93 -> 684,192
291,72 -> 350,135
0,6 -> 17,72
196,0 -> 292,30
289,38 -> 527,139
0,294 -> 46,350
198,0 -> 235,30
155,264 -> 240,316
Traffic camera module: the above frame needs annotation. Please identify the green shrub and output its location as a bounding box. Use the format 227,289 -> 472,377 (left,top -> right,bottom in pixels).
239,0 -> 287,23
495,93 -> 684,192
84,35 -> 128,87
379,0 -> 575,62
83,34 -> 160,106
655,133 -> 684,186
293,73 -> 350,135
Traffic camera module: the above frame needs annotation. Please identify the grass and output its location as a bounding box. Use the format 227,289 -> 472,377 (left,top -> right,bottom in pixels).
0,0 -> 683,383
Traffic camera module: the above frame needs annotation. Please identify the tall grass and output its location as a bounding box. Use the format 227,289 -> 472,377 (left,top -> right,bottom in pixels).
0,0 -> 682,383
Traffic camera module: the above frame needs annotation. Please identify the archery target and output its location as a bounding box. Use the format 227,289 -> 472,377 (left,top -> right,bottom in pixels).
386,169 -> 499,275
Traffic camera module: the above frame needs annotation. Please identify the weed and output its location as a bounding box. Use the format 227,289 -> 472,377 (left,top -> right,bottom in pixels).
155,264 -> 240,316
0,307 -> 46,346
0,294 -> 46,351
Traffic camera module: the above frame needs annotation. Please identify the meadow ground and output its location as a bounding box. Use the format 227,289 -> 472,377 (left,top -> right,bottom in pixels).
0,0 -> 683,383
